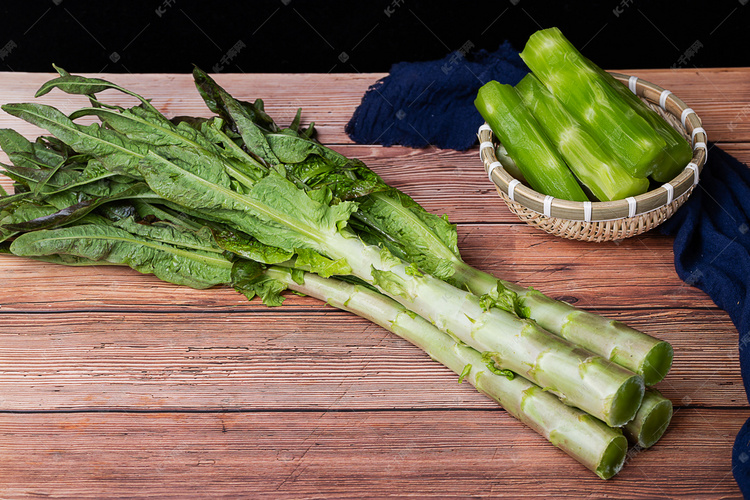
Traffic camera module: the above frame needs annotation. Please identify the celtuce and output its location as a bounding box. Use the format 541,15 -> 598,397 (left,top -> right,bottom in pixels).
259,266 -> 629,480
0,67 -> 674,478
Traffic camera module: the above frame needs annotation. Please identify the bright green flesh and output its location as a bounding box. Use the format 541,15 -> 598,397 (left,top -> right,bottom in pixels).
624,389 -> 673,449
597,435 -> 628,480
607,375 -> 646,428
596,66 -> 693,183
519,27 -> 667,178
515,73 -> 649,201
475,80 -> 588,201
637,399 -> 673,448
640,341 -> 675,387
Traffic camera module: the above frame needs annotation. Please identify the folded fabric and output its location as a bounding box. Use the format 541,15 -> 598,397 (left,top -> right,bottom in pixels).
659,146 -> 750,496
345,42 -> 528,151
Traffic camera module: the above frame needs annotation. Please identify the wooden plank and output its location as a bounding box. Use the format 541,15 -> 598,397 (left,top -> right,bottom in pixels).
1,70 -> 748,223
0,68 -> 746,151
0,409 -> 743,499
0,309 -> 741,411
0,223 -> 715,312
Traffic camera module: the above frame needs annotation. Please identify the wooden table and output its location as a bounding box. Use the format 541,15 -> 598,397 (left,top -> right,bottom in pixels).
0,68 -> 748,498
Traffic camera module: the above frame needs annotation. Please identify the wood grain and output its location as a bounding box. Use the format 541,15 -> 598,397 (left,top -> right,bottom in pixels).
0,308 -> 742,411
0,409 -> 743,499
0,69 -> 747,497
0,68 -> 747,147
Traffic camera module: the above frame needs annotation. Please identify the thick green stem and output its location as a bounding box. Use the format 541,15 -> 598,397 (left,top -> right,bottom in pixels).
515,73 -> 649,201
594,67 -> 692,183
474,80 -> 588,201
519,27 -> 666,178
266,267 -> 628,479
326,232 -> 644,427
454,260 -> 672,386
624,388 -> 673,448
355,189 -> 672,386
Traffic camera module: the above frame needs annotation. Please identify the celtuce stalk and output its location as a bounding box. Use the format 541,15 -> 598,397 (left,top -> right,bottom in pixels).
359,192 -> 673,386
519,27 -> 666,178
263,266 -> 628,479
515,73 -> 649,201
624,388 -> 673,449
452,260 -> 673,386
323,231 -> 643,427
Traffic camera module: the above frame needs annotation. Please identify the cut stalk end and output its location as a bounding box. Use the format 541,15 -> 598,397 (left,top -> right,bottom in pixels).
640,341 -> 674,386
596,434 -> 628,480
625,389 -> 673,449
607,374 -> 646,427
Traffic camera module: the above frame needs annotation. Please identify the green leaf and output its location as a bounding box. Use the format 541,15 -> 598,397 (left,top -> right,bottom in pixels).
405,262 -> 423,277
0,201 -> 58,242
231,259 -> 288,306
481,352 -> 515,380
294,248 -> 352,278
192,67 -> 279,166
10,223 -> 232,289
138,153 -> 357,257
113,216 -> 224,256
69,105 -> 213,152
353,190 -> 460,282
370,267 -> 414,301
2,183 -> 158,232
52,64 -> 71,77
35,73 -> 160,115
478,281 -> 529,318
0,128 -> 34,158
266,133 -> 349,165
2,103 -> 147,176
213,228 -> 294,265
193,67 -> 280,135
458,364 -> 472,384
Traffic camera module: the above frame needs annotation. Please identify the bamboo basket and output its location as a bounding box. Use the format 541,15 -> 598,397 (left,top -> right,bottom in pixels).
478,73 -> 707,243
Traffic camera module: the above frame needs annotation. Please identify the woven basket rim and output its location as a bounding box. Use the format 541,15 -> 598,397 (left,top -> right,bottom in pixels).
478,72 -> 708,223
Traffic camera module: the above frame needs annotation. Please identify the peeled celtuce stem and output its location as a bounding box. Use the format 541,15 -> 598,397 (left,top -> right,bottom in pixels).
519,27 -> 667,179
594,65 -> 693,183
474,80 -> 589,201
265,266 -> 628,479
515,73 -> 649,201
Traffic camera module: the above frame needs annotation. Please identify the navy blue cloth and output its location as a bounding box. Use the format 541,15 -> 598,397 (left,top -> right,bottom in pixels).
345,42 -> 528,151
660,146 -> 750,496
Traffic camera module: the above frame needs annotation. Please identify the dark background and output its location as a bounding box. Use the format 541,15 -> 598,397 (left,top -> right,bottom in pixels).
0,1 -> 747,75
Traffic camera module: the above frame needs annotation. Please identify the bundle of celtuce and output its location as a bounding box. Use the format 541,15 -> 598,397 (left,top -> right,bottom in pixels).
474,27 -> 693,201
0,67 -> 674,479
